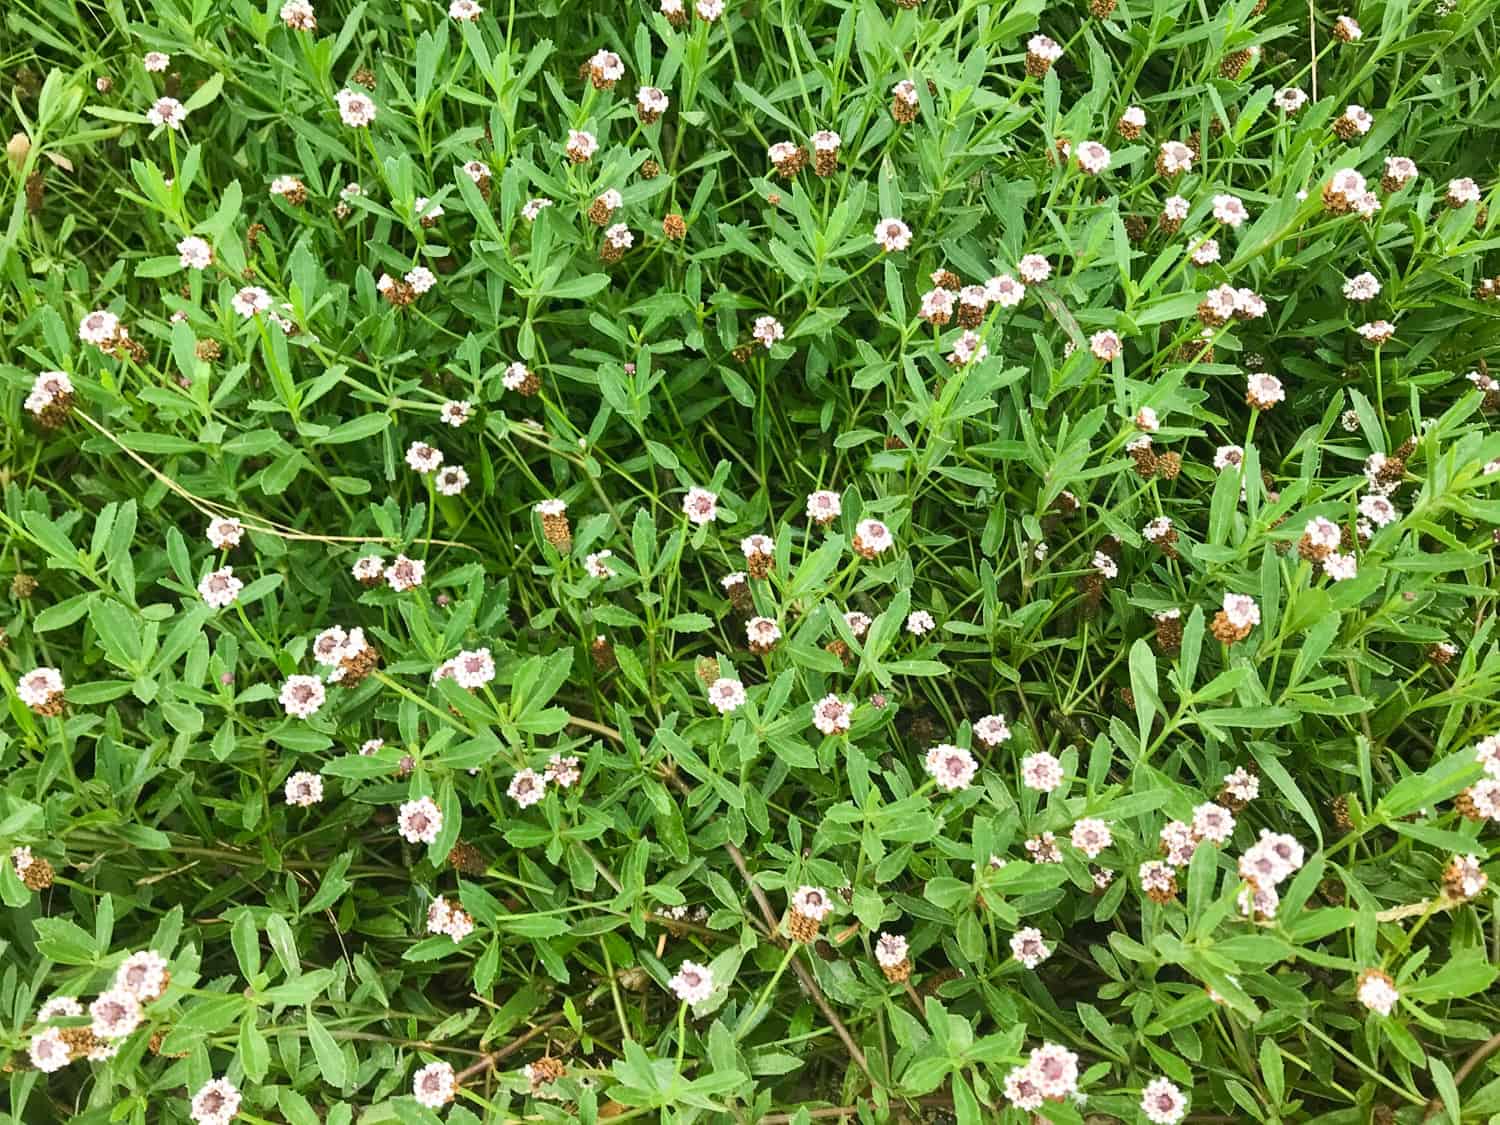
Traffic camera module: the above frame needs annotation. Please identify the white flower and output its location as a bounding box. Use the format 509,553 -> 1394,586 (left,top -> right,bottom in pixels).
1191,803 -> 1235,844
509,768 -> 546,808
335,88 -> 377,127
1070,818 -> 1112,858
1143,516 -> 1173,542
1323,552 -> 1358,581
145,100 -> 188,135
1274,87 -> 1308,112
28,1027 -> 69,1073
637,86 -> 669,115
970,714 -> 1009,747
695,0 -> 724,19
1212,194 -> 1248,227
231,286 -> 271,318
452,647 -> 496,689
875,932 -> 908,967
683,486 -> 719,524
752,315 -> 785,349
811,694 -> 853,735
1092,551 -> 1118,579
1010,926 -> 1051,968
1141,1076 -> 1188,1124
1341,104 -> 1374,135
284,771 -> 324,807
709,677 -> 746,713
925,744 -> 978,791
585,550 -> 616,579
1190,239 -> 1220,266
1335,15 -> 1362,39
197,566 -> 243,609
89,989 -> 142,1039
177,236 -> 212,269
746,616 -> 782,648
384,554 -> 426,592
190,1077 -> 243,1125
1213,445 -> 1244,471
669,960 -> 715,1002
522,197 -> 554,220
1075,140 -> 1111,174
412,1061 -> 456,1108
405,441 -> 444,473
279,675 -> 325,719
1017,254 -> 1051,283
1028,1043 -> 1079,1099
78,309 -> 121,345
1329,168 -> 1368,198
37,996 -> 83,1022
1223,766 -> 1259,802
806,489 -> 841,523
1385,156 -> 1419,187
919,287 -> 955,320
435,465 -> 468,495
1158,141 -> 1194,175
1027,34 -> 1063,61
853,517 -> 894,555
280,0 -> 316,26
1356,969 -> 1399,1016
1246,371 -> 1284,407
874,218 -> 912,252
984,273 -> 1026,307
397,796 -> 443,843
1020,751 -> 1064,792
449,0 -> 482,19
143,51 -> 171,72
1089,330 -> 1122,361
1343,272 -> 1381,300
792,885 -> 833,921
406,266 -> 437,294
1222,593 -> 1260,629
1163,195 -> 1191,222
906,609 -> 936,636
1474,735 -> 1500,778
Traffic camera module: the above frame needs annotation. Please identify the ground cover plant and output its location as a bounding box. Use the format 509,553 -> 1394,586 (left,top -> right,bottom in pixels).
3,0 -> 1500,1119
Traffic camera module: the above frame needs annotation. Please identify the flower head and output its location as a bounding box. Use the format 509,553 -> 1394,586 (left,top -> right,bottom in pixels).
335,88 -> 377,127
190,1078 -> 243,1125
874,218 -> 912,252
147,97 -> 187,129
669,960 -> 714,1003
811,694 -> 853,735
90,989 -> 142,1039
683,486 -> 719,524
509,768 -> 547,808
397,796 -> 443,843
198,566 -> 242,609
974,713 -> 1011,746
412,1061 -> 456,1109
1141,1077 -> 1188,1124
1356,968 -> 1398,1016
285,771 -> 324,807
279,675 -> 325,719
925,744 -> 978,791
1010,926 -> 1051,968
1021,751 -> 1064,792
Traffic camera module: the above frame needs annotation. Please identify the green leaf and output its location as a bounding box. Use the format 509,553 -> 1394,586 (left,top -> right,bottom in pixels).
307,1010 -> 348,1087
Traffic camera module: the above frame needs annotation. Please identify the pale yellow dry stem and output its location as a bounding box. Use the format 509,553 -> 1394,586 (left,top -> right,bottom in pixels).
73,410 -> 474,550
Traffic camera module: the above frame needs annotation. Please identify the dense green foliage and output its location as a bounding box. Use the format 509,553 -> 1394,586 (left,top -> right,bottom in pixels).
3,0 -> 1500,1120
